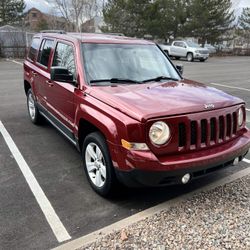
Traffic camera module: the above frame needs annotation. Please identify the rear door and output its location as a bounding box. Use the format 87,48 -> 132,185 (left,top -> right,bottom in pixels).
45,41 -> 77,132
35,38 -> 54,108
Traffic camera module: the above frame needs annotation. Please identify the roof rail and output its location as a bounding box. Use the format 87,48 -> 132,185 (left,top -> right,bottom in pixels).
81,32 -> 125,36
40,30 -> 66,34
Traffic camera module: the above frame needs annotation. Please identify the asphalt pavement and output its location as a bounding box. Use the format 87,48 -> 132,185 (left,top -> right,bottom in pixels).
0,56 -> 249,249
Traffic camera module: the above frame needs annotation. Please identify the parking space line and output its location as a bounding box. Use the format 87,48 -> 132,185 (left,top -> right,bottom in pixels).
53,166 -> 250,250
6,58 -> 23,66
0,121 -> 71,243
210,82 -> 250,92
243,159 -> 250,164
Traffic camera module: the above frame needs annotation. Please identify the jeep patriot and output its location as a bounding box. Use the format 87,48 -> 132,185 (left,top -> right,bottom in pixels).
24,32 -> 250,196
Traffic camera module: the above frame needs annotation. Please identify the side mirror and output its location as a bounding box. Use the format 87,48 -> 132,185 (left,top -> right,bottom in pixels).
176,64 -> 184,75
51,66 -> 75,84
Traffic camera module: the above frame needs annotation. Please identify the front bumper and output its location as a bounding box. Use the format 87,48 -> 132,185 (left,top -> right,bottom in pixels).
194,53 -> 209,59
112,131 -> 250,187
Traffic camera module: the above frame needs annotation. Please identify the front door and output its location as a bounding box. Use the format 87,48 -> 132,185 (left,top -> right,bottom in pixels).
46,41 -> 77,132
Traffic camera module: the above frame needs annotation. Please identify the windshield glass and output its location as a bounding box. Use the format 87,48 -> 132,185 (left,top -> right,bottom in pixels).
186,41 -> 201,48
81,43 -> 181,84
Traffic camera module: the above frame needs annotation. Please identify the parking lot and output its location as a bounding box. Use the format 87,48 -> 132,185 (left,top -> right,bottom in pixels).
0,56 -> 250,250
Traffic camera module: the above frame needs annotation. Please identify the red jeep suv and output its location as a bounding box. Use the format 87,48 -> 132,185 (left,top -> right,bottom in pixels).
24,31 -> 250,196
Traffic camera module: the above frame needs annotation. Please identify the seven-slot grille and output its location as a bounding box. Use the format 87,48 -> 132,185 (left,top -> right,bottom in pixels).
178,112 -> 238,150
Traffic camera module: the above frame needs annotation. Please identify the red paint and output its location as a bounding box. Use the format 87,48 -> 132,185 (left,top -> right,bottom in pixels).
24,32 -> 250,177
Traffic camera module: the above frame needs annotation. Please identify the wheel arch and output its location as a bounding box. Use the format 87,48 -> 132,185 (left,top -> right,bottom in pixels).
76,107 -> 120,152
24,80 -> 31,95
77,114 -> 120,170
186,51 -> 193,56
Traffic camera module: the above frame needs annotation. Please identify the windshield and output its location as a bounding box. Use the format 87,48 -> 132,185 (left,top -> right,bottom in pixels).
81,43 -> 181,84
186,41 -> 201,48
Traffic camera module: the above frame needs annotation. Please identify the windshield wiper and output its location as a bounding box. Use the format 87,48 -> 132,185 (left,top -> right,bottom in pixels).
142,76 -> 179,83
90,78 -> 141,85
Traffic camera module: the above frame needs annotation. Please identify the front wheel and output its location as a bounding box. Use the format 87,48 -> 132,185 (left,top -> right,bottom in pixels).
187,53 -> 194,62
82,132 -> 118,197
27,89 -> 42,124
200,59 -> 206,62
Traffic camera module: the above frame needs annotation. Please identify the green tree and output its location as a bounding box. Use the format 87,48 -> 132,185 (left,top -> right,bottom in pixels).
0,0 -> 25,26
146,0 -> 190,40
238,8 -> 250,49
102,0 -> 152,37
187,0 -> 234,45
239,7 -> 250,29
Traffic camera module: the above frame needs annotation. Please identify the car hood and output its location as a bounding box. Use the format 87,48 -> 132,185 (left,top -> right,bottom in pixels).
87,79 -> 243,122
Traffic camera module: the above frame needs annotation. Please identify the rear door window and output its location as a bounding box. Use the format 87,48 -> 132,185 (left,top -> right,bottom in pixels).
37,39 -> 54,67
52,42 -> 76,80
28,37 -> 40,61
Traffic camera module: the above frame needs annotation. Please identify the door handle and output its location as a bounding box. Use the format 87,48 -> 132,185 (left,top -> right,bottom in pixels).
31,71 -> 37,77
46,80 -> 54,87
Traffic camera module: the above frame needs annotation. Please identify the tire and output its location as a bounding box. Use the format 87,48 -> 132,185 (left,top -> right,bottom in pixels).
82,132 -> 118,197
187,52 -> 194,62
27,89 -> 42,124
175,56 -> 180,60
200,59 -> 206,62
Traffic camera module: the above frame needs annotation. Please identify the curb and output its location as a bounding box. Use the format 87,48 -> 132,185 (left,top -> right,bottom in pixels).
53,166 -> 250,250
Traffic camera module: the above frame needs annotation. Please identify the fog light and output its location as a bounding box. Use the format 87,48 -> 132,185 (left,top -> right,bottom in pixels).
181,173 -> 191,184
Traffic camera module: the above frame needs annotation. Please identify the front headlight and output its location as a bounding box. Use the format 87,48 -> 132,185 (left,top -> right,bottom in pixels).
238,107 -> 244,127
195,50 -> 200,53
149,121 -> 170,145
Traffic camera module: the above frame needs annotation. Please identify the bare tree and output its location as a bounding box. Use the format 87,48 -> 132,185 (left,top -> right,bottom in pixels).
53,0 -> 99,32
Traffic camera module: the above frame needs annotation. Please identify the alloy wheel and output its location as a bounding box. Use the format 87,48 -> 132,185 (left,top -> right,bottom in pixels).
85,142 -> 107,188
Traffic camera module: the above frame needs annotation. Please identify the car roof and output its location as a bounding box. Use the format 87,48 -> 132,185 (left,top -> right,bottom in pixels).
35,32 -> 155,45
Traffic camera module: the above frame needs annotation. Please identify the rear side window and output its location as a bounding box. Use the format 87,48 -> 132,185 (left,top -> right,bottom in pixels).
28,37 -> 40,61
37,39 -> 54,67
52,42 -> 76,80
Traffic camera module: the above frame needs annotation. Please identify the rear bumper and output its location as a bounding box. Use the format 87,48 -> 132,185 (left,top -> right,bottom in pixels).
113,131 -> 250,187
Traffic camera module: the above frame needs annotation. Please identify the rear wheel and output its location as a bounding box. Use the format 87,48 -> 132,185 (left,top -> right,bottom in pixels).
27,89 -> 42,124
82,132 -> 118,197
175,56 -> 180,60
187,52 -> 194,62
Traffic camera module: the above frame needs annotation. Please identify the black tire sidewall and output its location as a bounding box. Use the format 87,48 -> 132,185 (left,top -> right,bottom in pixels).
82,132 -> 116,197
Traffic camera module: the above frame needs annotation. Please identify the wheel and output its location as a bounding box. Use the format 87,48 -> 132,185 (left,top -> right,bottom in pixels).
200,59 -> 206,62
27,89 -> 42,124
82,132 -> 118,197
187,53 -> 194,62
175,56 -> 180,60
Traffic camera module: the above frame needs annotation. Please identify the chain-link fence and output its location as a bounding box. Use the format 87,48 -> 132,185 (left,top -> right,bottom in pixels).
0,26 -> 34,58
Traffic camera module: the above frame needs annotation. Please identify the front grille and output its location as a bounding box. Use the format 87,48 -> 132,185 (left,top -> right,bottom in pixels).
199,50 -> 209,54
178,112 -> 238,150
190,121 -> 197,145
